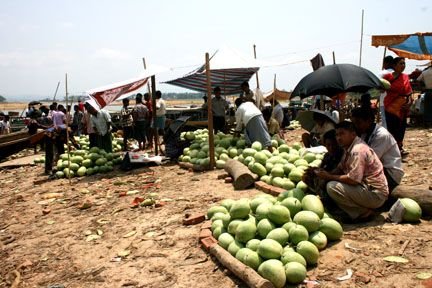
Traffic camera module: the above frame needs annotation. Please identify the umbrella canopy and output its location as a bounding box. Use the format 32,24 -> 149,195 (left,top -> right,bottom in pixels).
164,46 -> 261,95
372,32 -> 432,60
290,64 -> 383,99
263,88 -> 291,102
295,109 -> 338,132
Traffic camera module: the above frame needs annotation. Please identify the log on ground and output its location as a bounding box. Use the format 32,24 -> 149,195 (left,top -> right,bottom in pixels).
209,244 -> 274,288
224,159 -> 258,190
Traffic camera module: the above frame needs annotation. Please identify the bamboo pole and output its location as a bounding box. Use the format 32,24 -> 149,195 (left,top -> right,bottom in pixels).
53,81 -> 60,101
272,74 -> 276,109
359,9 -> 364,67
205,53 -> 215,169
253,44 -> 260,89
151,75 -> 158,155
142,58 -> 152,95
65,73 -> 71,184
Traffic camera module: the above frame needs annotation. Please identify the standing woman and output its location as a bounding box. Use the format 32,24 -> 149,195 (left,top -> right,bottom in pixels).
383,57 -> 413,156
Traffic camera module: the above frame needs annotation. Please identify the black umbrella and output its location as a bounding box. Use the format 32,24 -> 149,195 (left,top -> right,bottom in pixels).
290,64 -> 383,99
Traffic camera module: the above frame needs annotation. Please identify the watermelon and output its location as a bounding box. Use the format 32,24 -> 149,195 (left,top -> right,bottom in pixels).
257,219 -> 276,238
77,166 -> 87,177
246,239 -> 261,251
288,224 -> 309,245
266,228 -> 289,246
280,197 -> 302,217
319,218 -> 343,241
251,141 -> 263,151
207,206 -> 229,219
235,221 -> 257,243
267,205 -> 291,225
284,262 -> 307,284
230,200 -> 250,219
258,259 -> 286,288
301,195 -> 325,218
281,251 -> 307,267
399,198 -> 422,222
293,211 -> 321,233
257,239 -> 283,259
296,240 -> 319,265
228,240 -> 244,256
228,220 -> 243,235
243,250 -> 262,270
308,231 -> 328,250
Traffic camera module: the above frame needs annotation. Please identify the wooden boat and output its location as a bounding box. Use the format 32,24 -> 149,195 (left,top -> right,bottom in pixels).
0,129 -> 45,160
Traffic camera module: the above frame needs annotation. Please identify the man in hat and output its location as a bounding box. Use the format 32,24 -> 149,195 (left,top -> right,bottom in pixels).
302,110 -> 336,148
315,121 -> 388,222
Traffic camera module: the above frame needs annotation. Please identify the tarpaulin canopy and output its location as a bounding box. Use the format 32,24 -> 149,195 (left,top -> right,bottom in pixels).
164,46 -> 261,95
372,32 -> 432,60
86,65 -> 167,109
263,88 -> 291,102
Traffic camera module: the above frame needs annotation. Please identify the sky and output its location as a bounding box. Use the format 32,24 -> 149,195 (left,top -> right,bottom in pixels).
0,0 -> 430,100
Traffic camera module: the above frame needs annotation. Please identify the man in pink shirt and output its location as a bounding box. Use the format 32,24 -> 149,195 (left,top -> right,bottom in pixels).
315,121 -> 388,221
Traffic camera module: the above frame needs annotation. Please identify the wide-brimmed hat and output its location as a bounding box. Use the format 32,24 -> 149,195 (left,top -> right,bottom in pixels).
295,109 -> 338,132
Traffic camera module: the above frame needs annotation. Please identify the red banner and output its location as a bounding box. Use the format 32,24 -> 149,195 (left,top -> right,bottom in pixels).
89,77 -> 149,109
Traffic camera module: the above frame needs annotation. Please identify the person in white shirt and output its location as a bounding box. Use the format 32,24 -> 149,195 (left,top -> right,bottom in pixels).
0,115 -> 10,134
378,56 -> 394,128
272,100 -> 284,127
154,90 -> 166,135
351,107 -> 404,192
85,102 -> 112,153
417,64 -> 432,126
234,98 -> 272,151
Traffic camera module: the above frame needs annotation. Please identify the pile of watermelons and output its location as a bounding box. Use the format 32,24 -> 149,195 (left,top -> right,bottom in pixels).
178,129 -> 324,191
207,193 -> 343,287
54,134 -> 124,178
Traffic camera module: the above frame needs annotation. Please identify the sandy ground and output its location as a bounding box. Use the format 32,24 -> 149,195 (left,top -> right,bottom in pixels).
0,99 -> 206,113
1,128 -> 432,288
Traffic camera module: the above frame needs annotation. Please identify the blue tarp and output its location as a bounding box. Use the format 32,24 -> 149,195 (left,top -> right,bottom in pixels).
372,33 -> 432,60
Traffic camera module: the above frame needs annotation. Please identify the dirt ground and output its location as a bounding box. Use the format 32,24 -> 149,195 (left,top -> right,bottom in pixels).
1,128 -> 432,288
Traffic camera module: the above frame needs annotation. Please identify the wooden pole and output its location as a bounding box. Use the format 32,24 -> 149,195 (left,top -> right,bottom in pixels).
359,9 -> 364,67
53,81 -> 60,101
272,74 -> 276,108
205,53 -> 215,169
332,51 -> 336,64
382,47 -> 387,69
142,58 -> 152,95
253,44 -> 260,89
151,75 -> 158,155
65,73 -> 71,184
